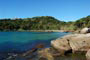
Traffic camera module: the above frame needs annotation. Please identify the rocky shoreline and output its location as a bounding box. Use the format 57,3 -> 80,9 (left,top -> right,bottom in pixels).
4,28 -> 90,60
29,30 -> 65,32
38,28 -> 90,60
0,30 -> 72,33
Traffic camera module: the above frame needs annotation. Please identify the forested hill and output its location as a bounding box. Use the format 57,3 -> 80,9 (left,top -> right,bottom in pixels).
0,16 -> 65,31
0,16 -> 90,31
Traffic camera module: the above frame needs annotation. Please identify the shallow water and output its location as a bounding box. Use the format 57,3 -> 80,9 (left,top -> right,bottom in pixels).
55,53 -> 86,60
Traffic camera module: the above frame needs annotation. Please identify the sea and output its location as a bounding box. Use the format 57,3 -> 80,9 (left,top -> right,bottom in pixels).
0,32 -> 86,60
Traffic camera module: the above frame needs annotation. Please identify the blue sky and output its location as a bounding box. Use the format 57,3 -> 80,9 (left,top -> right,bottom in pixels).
0,0 -> 90,21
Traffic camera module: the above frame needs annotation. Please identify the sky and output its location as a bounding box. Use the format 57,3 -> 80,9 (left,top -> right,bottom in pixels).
0,0 -> 90,21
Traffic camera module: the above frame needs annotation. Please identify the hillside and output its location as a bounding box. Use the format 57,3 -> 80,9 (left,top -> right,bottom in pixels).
0,16 -> 65,31
0,16 -> 90,31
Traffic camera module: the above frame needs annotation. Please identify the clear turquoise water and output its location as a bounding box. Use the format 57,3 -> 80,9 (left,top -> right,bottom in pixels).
0,32 -> 69,53
0,32 -> 86,60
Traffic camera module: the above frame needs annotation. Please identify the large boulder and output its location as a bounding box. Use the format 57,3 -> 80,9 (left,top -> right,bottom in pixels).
86,49 -> 90,60
70,34 -> 90,52
80,27 -> 90,34
51,33 -> 90,54
51,34 -> 78,54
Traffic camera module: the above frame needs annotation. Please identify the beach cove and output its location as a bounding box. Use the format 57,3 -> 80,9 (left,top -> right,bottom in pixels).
1,30 -> 89,60
0,32 -> 69,60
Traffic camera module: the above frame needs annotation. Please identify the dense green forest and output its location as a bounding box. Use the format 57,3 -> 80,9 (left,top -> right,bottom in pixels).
0,16 -> 90,31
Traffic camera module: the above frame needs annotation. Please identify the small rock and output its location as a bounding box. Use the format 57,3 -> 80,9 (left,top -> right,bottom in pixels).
38,48 -> 54,60
80,27 -> 90,34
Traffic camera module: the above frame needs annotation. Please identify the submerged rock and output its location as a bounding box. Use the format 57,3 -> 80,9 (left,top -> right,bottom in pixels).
5,43 -> 45,60
38,48 -> 54,60
36,44 -> 45,49
38,47 -> 86,60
